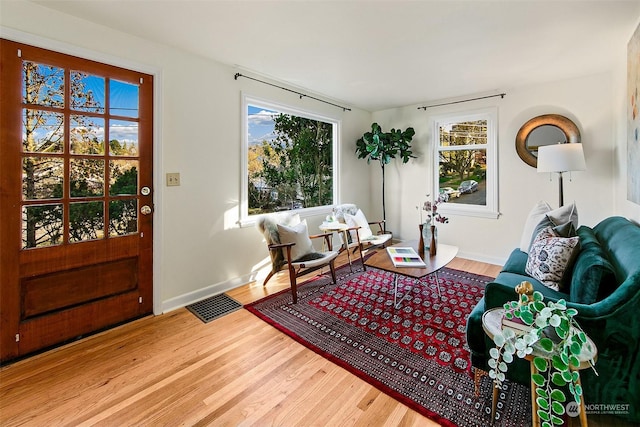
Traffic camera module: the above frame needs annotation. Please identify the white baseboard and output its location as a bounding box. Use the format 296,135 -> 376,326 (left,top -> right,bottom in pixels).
456,249 -> 506,268
161,273 -> 256,314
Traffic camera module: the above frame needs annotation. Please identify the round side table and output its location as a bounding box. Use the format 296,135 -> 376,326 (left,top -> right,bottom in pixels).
481,307 -> 597,426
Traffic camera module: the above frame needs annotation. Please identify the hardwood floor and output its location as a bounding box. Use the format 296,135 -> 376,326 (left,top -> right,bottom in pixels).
0,250 -> 630,426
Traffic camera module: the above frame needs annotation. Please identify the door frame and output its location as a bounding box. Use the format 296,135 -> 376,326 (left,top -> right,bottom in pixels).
1,26 -> 164,316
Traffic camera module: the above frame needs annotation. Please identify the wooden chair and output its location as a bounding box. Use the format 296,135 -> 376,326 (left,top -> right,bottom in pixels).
257,213 -> 339,303
333,204 -> 393,253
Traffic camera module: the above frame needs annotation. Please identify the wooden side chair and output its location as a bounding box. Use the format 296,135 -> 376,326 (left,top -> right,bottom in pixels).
256,213 -> 339,303
333,204 -> 393,253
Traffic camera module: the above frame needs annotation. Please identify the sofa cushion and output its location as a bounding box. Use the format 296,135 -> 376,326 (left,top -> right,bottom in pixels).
570,240 -> 617,304
576,225 -> 600,250
501,248 -> 529,274
525,227 -> 580,291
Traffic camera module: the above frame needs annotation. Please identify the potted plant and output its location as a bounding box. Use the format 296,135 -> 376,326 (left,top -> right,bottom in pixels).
488,288 -> 597,427
355,123 -> 415,232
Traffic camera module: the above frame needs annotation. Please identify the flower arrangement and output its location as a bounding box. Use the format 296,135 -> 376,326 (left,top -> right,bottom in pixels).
418,193 -> 449,225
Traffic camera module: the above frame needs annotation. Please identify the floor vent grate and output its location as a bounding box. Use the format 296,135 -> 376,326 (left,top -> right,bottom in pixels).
186,294 -> 242,323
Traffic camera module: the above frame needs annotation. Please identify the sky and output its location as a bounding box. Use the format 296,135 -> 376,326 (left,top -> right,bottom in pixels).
24,65 -> 140,148
247,105 -> 276,145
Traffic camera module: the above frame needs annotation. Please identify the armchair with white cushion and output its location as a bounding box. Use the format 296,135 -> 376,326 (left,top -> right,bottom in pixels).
333,204 -> 393,254
256,212 -> 339,303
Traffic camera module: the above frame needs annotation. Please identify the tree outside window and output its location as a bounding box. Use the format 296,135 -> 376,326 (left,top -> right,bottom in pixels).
244,98 -> 337,218
433,108 -> 498,219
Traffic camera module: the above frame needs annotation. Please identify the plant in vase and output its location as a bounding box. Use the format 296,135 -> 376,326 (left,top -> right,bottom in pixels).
488,288 -> 597,427
417,194 -> 448,256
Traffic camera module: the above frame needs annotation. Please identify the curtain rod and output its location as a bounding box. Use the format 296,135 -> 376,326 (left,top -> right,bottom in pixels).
417,93 -> 506,110
234,73 -> 351,112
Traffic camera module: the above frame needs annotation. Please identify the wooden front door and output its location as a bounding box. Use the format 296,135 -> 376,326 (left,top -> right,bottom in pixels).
0,40 -> 154,362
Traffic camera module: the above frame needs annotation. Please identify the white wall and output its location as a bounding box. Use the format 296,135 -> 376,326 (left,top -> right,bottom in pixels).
373,71 -> 626,265
613,19 -> 640,224
1,1 -> 373,313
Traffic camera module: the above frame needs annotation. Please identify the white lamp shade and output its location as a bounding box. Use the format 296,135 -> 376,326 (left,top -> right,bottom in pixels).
537,143 -> 586,173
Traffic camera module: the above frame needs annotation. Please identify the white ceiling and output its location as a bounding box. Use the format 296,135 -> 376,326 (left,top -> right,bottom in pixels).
33,0 -> 640,112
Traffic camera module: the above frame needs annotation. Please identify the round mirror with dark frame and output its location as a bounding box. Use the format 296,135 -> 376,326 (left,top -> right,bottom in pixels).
515,114 -> 581,167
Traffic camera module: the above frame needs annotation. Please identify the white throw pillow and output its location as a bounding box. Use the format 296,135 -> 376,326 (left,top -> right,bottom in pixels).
344,209 -> 374,242
519,201 -> 552,252
277,220 -> 314,261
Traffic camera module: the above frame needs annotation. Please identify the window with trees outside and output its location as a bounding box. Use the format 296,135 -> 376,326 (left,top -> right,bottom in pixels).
433,107 -> 498,219
242,96 -> 338,222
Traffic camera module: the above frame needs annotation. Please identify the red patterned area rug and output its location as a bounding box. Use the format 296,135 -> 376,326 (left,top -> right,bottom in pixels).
245,264 -> 531,427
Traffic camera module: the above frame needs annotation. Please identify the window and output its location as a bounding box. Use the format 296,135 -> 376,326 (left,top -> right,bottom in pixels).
433,108 -> 498,219
241,95 -> 338,224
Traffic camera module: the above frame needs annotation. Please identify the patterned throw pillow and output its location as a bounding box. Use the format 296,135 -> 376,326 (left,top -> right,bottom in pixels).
525,226 -> 580,291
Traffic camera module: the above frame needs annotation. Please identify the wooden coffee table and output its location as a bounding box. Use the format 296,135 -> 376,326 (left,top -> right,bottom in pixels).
365,240 -> 458,307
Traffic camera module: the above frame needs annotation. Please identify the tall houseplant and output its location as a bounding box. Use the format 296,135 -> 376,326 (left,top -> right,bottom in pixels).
355,123 -> 415,232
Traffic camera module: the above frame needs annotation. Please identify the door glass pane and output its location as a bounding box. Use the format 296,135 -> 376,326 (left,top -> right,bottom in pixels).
70,115 -> 105,154
22,61 -> 64,107
109,199 -> 137,236
22,109 -> 64,153
70,71 -> 105,113
69,201 -> 104,243
110,80 -> 139,118
22,157 -> 63,200
109,160 -> 138,196
109,120 -> 138,156
70,158 -> 104,197
22,204 -> 63,249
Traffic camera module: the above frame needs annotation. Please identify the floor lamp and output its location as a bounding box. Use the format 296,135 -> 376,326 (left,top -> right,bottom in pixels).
537,143 -> 586,207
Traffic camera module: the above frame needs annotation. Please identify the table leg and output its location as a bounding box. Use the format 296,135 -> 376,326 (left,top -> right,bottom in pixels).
576,376 -> 588,427
342,230 -> 353,272
433,270 -> 442,299
492,382 -> 499,425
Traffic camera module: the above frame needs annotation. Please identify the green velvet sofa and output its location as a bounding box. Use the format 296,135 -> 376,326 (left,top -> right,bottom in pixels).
466,216 -> 640,422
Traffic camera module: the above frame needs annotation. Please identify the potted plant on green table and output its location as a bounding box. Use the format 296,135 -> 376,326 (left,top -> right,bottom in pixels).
355,123 -> 415,233
488,286 -> 597,426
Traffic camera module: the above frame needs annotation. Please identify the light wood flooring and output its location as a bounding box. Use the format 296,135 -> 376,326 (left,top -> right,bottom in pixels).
0,250 -> 631,426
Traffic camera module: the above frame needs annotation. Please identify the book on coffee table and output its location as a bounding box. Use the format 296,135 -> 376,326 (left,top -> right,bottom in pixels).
386,247 -> 426,268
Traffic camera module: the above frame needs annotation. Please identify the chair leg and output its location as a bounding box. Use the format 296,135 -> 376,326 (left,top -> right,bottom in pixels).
263,269 -> 277,287
329,261 -> 337,284
287,264 -> 298,304
356,244 -> 366,271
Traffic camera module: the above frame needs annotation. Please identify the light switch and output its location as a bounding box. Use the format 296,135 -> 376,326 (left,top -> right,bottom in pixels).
166,172 -> 180,186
